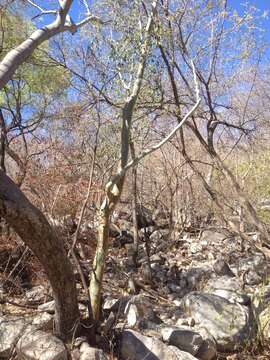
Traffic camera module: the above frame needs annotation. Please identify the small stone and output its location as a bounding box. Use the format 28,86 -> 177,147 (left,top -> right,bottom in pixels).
25,285 -> 48,303
173,300 -> 181,307
124,295 -> 158,328
103,298 -> 119,311
213,259 -> 235,277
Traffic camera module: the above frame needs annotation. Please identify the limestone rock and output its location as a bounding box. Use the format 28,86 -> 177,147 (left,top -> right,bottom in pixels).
237,254 -> 270,282
161,325 -> 203,356
0,313 -> 53,358
205,276 -> 250,305
79,341 -> 108,360
181,292 -> 256,351
103,296 -> 130,314
121,330 -> 198,360
16,330 -> 67,360
25,285 -> 48,304
124,295 -> 160,328
195,327 -> 217,360
200,230 -> 229,244
38,300 -> 87,314
213,260 -> 235,278
161,325 -> 217,360
244,270 -> 262,286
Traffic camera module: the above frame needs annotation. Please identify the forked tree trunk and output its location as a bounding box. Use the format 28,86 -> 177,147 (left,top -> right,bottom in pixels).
0,170 -> 80,339
89,0 -> 158,321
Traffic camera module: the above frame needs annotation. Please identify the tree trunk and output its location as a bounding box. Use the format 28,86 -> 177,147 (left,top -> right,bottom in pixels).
0,170 -> 80,339
89,0 -> 157,321
89,200 -> 111,321
89,170 -> 126,321
0,26 -> 59,90
0,1 -> 74,90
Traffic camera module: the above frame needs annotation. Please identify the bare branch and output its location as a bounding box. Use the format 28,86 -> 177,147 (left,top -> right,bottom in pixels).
25,0 -> 45,13
0,0 -> 106,89
107,59 -> 201,190
73,14 -> 106,29
82,0 -> 91,14
26,0 -> 57,19
124,60 -> 200,168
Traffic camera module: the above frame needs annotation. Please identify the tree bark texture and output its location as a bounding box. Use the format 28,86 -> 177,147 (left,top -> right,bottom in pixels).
0,170 -> 80,339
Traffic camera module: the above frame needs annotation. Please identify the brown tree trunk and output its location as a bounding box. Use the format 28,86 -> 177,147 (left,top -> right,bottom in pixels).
0,170 -> 80,339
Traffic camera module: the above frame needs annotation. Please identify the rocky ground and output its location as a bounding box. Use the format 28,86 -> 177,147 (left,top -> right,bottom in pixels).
1,208 -> 270,360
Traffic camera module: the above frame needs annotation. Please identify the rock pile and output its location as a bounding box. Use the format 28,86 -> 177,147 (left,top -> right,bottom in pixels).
1,205 -> 270,359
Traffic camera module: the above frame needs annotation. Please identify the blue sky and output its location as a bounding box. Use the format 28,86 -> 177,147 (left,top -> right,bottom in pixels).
31,1 -> 270,39
70,0 -> 270,41
229,0 -> 270,39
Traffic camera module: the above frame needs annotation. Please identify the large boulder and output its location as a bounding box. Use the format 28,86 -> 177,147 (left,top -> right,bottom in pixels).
0,314 -> 53,358
181,292 -> 256,351
16,330 -> 67,360
204,276 -> 250,305
121,330 -> 198,360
